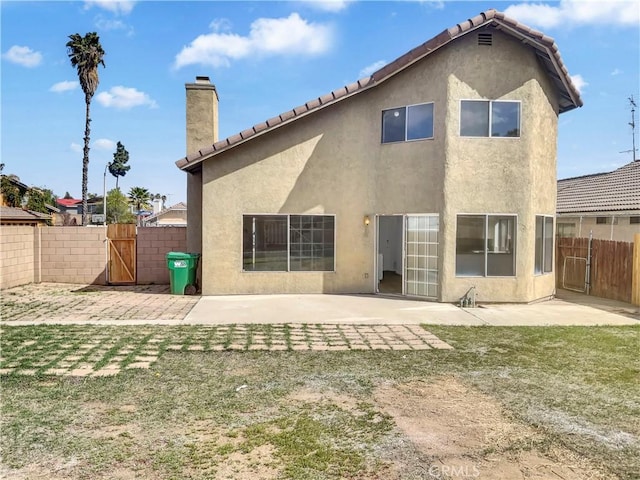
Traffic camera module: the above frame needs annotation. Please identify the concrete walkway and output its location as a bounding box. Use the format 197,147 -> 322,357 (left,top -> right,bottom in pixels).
1,283 -> 637,326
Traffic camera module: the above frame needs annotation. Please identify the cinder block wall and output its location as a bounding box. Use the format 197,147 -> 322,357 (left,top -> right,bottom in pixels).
40,227 -> 107,284
137,227 -> 187,284
0,226 -> 36,289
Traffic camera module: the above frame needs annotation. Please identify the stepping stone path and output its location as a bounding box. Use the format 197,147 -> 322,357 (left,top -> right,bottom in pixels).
0,324 -> 452,377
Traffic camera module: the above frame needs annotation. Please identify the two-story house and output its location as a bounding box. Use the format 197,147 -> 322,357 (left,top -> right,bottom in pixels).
176,9 -> 582,303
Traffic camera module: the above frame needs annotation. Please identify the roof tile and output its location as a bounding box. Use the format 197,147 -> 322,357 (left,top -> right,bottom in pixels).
557,161 -> 640,213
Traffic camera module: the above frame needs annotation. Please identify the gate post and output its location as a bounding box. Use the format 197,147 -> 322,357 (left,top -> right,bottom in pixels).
632,233 -> 640,307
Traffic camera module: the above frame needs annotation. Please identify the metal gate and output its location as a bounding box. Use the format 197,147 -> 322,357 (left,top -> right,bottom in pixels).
107,224 -> 136,284
556,237 -> 590,293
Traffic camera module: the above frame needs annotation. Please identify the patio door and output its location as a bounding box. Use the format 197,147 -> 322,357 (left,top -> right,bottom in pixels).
405,215 -> 439,298
376,214 -> 438,299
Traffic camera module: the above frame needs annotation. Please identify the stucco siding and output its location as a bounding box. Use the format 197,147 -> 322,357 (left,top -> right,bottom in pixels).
198,28 -> 565,302
440,31 -> 559,302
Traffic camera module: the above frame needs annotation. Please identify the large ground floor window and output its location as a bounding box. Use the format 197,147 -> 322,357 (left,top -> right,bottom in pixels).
243,214 -> 335,272
456,214 -> 516,276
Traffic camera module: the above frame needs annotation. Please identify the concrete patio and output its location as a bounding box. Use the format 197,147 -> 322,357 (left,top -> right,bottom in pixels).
1,283 -> 637,326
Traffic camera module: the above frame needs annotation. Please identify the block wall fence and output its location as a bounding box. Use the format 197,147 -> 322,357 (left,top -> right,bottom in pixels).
0,226 -> 187,290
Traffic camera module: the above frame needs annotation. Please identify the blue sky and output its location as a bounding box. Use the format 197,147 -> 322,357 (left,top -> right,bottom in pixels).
2,0 -> 639,205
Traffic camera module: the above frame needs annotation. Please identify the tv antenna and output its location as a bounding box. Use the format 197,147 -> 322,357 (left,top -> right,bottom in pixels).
619,95 -> 637,162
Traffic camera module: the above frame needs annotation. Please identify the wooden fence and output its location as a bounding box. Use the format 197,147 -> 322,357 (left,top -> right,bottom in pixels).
556,236 -> 635,303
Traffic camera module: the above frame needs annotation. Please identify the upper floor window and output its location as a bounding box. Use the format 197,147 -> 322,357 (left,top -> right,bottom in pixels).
460,100 -> 520,137
382,102 -> 434,143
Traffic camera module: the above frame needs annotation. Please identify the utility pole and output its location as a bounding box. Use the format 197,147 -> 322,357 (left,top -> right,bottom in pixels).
620,95 -> 638,162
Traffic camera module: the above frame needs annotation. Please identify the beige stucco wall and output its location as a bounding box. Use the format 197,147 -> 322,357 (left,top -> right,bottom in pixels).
440,31 -> 559,302
198,28 -> 564,302
557,215 -> 640,242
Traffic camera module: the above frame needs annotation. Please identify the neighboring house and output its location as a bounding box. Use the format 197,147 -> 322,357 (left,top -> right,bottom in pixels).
176,9 -> 582,303
557,161 -> 640,242
56,198 -> 81,225
0,206 -> 50,226
1,175 -> 53,225
143,202 -> 187,227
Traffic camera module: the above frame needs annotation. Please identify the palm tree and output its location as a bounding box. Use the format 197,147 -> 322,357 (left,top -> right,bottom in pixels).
128,186 -> 152,225
66,32 -> 105,226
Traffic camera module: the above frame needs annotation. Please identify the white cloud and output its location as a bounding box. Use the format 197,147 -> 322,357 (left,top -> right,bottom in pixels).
2,45 -> 43,68
50,80 -> 79,93
95,15 -> 134,35
304,0 -> 353,12
70,143 -> 82,153
570,74 -> 588,94
93,138 -> 116,150
611,68 -> 623,76
96,86 -> 158,109
359,60 -> 387,78
84,0 -> 135,15
174,13 -> 333,69
504,0 -> 640,29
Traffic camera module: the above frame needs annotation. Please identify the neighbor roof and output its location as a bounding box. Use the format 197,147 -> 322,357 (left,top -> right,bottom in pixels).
143,202 -> 187,222
0,206 -> 51,223
57,198 -> 81,207
557,161 -> 640,214
177,8 -> 582,172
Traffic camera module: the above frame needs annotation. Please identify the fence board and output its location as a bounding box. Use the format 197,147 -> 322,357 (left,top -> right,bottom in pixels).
557,237 -> 633,303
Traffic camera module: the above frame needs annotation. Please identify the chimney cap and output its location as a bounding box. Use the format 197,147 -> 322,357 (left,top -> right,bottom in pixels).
195,76 -> 210,84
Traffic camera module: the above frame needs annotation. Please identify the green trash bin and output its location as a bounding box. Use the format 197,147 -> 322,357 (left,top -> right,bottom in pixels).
166,252 -> 200,295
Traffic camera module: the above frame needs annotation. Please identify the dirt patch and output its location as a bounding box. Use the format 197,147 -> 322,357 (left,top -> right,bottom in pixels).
286,387 -> 362,412
213,444 -> 280,480
373,376 -> 610,479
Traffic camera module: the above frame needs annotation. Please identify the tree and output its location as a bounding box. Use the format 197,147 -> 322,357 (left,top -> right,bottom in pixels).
106,188 -> 134,224
109,141 -> 130,188
66,32 -> 105,226
64,191 -> 73,199
128,186 -> 151,226
26,188 -> 55,225
128,186 -> 151,213
0,176 -> 22,207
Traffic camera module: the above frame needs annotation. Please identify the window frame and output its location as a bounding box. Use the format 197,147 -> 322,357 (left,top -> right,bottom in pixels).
455,213 -> 518,277
459,99 -> 521,138
242,214 -> 336,273
534,215 -> 554,275
381,102 -> 434,144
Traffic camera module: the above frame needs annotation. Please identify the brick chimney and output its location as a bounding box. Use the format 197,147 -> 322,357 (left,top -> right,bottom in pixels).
185,76 -> 219,154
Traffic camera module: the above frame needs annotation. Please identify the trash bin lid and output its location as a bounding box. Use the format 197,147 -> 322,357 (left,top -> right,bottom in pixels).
166,252 -> 201,259
166,252 -> 191,259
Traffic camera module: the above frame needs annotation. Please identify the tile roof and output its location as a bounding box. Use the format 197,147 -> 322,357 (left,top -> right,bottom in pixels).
557,161 -> 640,214
143,202 -> 187,222
57,198 -> 81,207
0,206 -> 51,221
177,8 -> 582,172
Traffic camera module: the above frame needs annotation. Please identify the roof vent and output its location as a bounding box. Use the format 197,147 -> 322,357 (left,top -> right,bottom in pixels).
478,33 -> 493,46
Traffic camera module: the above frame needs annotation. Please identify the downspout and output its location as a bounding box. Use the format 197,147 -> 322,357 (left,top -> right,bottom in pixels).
610,216 -> 614,240
586,230 -> 592,296
578,216 -> 583,237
